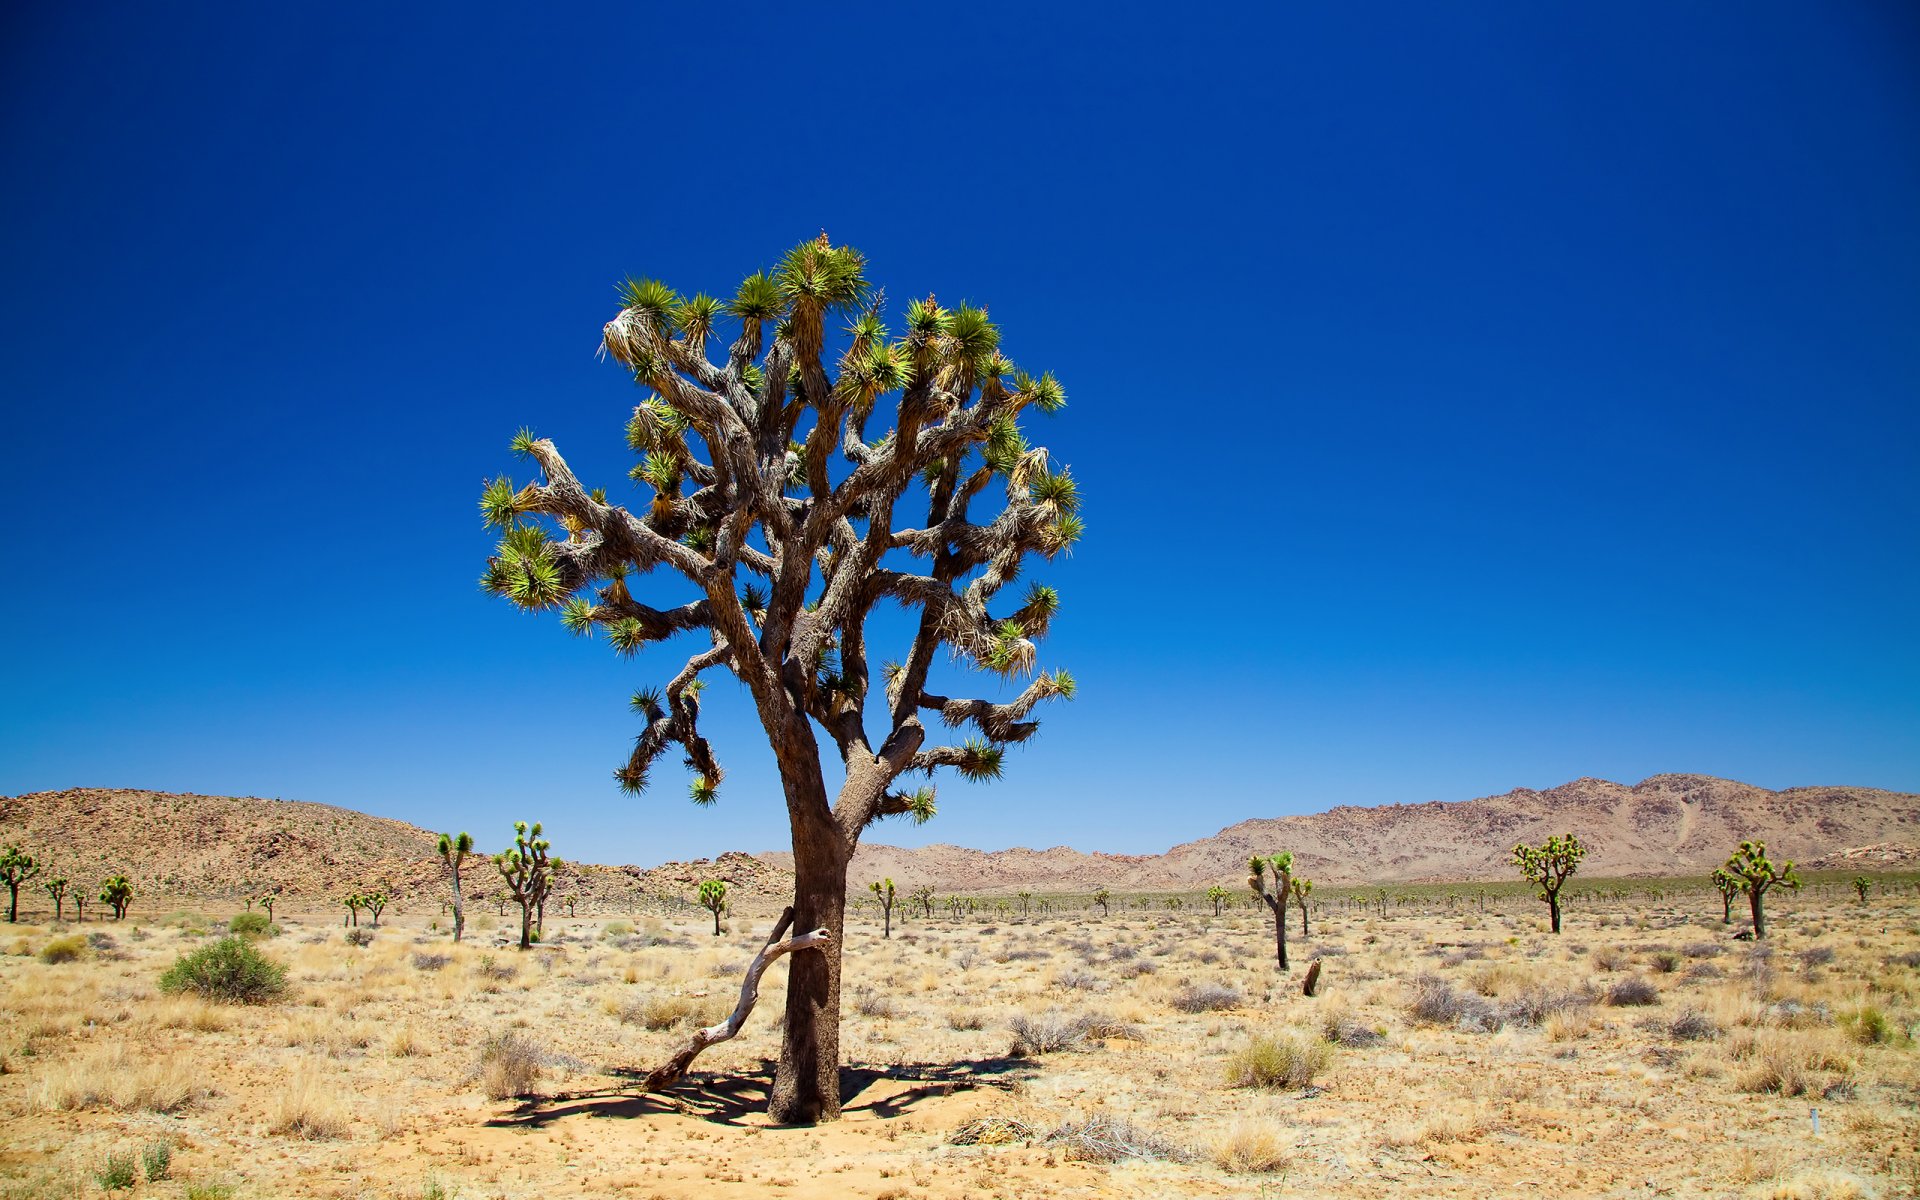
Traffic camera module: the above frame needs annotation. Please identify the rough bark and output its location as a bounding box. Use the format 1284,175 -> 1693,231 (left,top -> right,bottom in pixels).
450,863 -> 466,943
770,803 -> 849,1124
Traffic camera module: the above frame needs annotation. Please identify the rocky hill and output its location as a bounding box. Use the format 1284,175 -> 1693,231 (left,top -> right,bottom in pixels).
766,775 -> 1920,892
0,788 -> 790,914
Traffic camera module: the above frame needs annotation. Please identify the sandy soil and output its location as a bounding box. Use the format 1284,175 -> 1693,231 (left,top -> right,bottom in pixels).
0,884 -> 1914,1199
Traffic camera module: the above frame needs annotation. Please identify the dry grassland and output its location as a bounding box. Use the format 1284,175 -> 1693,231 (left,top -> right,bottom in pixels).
0,887 -> 1915,1199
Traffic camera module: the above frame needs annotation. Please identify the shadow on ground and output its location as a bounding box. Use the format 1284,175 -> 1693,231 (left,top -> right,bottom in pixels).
486,1056 -> 1038,1129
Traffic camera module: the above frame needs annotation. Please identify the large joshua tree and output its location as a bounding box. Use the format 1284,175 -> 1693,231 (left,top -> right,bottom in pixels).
475,237 -> 1079,1123
1511,833 -> 1586,934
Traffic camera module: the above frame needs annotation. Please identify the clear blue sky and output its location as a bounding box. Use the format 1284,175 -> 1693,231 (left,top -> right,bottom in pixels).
3,4 -> 1915,864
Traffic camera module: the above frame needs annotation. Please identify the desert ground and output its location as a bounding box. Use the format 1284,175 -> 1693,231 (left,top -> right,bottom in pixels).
0,879 -> 1914,1200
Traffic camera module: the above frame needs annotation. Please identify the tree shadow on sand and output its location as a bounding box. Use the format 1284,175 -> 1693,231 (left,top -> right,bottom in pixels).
486,1056 -> 1037,1129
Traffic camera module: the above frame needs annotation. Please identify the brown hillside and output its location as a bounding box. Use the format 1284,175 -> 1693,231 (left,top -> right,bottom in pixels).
769,774 -> 1920,892
0,788 -> 791,915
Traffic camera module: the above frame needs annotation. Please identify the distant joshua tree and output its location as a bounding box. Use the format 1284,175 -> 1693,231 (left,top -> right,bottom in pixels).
1,846 -> 42,923
1290,877 -> 1314,937
1852,876 -> 1872,904
438,831 -> 474,943
1206,885 -> 1229,917
44,877 -> 69,923
1709,867 -> 1741,923
361,890 -> 388,926
1724,840 -> 1798,939
1091,887 -> 1111,916
698,879 -> 728,936
493,821 -> 553,950
342,893 -> 363,927
910,884 -> 935,919
870,879 -> 897,937
257,894 -> 276,922
1511,833 -> 1586,934
100,875 -> 134,921
1248,852 -> 1296,969
1016,890 -> 1032,918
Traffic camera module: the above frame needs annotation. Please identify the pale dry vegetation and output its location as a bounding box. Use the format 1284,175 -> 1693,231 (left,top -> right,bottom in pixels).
0,880 -> 1915,1197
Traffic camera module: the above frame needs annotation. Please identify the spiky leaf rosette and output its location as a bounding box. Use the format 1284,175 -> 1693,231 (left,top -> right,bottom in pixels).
477,235 -> 1080,840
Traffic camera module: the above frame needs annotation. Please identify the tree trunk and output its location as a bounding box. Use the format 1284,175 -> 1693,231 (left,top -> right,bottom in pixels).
7,883 -> 17,923
882,902 -> 891,939
712,907 -> 722,936
451,864 -> 466,943
52,894 -> 63,922
768,807 -> 848,1125
1720,892 -> 1731,923
518,899 -> 533,950
1267,896 -> 1289,969
1548,894 -> 1562,934
1749,888 -> 1766,939
1298,900 -> 1310,938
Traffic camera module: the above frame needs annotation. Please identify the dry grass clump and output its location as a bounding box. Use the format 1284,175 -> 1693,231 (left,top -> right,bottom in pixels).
1045,1112 -> 1188,1163
34,1043 -> 207,1113
1836,1004 -> 1894,1046
410,952 -> 451,971
1669,1009 -> 1721,1040
1010,1009 -> 1102,1055
1499,985 -> 1594,1027
1170,982 -> 1241,1013
37,936 -> 86,965
1602,975 -> 1660,1006
1731,1030 -> 1855,1096
1408,974 -> 1499,1030
268,1073 -> 353,1139
478,1031 -> 545,1099
1224,1033 -> 1331,1090
618,992 -> 722,1031
1209,1118 -> 1293,1174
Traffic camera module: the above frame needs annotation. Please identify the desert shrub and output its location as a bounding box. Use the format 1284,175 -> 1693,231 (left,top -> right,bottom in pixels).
185,1184 -> 236,1200
1765,1000 -> 1832,1029
1669,1010 -> 1720,1040
1408,974 -> 1501,1031
1681,942 -> 1723,958
1685,962 -> 1724,981
344,928 -> 374,948
157,935 -> 288,1004
1170,983 -> 1242,1013
228,911 -> 274,938
1889,950 -> 1920,969
619,993 -> 719,1031
1045,1113 -> 1187,1163
1603,976 -> 1659,1007
1056,968 -> 1101,991
473,954 -> 517,982
1010,1010 -> 1095,1055
601,920 -> 633,938
411,952 -> 451,971
140,1142 -> 171,1182
1500,987 -> 1593,1027
946,1009 -> 985,1031
1210,1120 -> 1293,1174
38,935 -> 86,965
950,1116 -> 1037,1146
1225,1033 -> 1331,1090
478,1031 -> 545,1099
1648,950 -> 1682,974
86,932 -> 116,951
1319,1011 -> 1385,1048
1839,1005 -> 1892,1046
1120,959 -> 1156,978
92,1153 -> 136,1191
1590,946 -> 1628,972
1798,946 -> 1836,969
1106,943 -> 1137,961
268,1075 -> 352,1138
852,989 -> 896,1018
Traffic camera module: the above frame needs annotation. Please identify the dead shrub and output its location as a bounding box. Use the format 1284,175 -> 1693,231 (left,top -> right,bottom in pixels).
1603,976 -> 1660,1007
1170,983 -> 1241,1013
1045,1113 -> 1187,1163
478,1031 -> 544,1100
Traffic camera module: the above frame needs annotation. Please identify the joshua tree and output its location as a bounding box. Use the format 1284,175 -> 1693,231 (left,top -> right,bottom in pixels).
493,821 -> 553,950
361,890 -> 388,926
257,894 -> 276,922
44,877 -> 68,923
1248,852 -> 1295,969
1709,867 -> 1740,923
869,878 -> 897,938
698,879 -> 728,935
564,895 -> 577,918
438,832 -> 474,943
1091,887 -> 1110,916
1,845 -> 42,923
1725,840 -> 1798,939
342,894 -> 363,927
1016,891 -> 1032,918
475,237 -> 1080,1123
72,891 -> 86,922
1290,877 -> 1314,937
1852,876 -> 1872,904
1511,833 -> 1586,934
100,875 -> 134,921
1206,885 -> 1229,917
910,884 -> 935,919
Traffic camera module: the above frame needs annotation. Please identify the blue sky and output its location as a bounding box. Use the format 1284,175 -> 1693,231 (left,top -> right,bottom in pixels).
3,3 -> 1916,864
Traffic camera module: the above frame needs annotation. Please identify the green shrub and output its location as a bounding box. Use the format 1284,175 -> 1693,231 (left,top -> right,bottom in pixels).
1224,1033 -> 1331,1090
38,935 -> 86,964
185,1183 -> 237,1200
228,911 -> 275,938
141,1141 -> 171,1182
1840,1004 -> 1892,1046
92,1152 -> 136,1191
157,935 -> 289,1004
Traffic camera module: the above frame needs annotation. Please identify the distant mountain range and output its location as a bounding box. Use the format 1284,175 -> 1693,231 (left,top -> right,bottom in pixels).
761,774 -> 1920,891
2,775 -> 1913,911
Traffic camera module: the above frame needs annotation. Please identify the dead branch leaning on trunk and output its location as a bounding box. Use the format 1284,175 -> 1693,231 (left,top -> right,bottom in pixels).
639,908 -> 831,1094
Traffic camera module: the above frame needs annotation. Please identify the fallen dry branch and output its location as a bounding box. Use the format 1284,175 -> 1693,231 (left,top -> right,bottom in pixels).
638,907 -> 830,1093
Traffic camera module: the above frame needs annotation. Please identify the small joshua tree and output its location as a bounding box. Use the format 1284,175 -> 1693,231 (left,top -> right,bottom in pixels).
910,884 -> 935,919
493,821 -> 553,950
1248,852 -> 1295,969
1,845 -> 42,923
698,879 -> 728,935
257,894 -> 276,922
1206,885 -> 1229,917
1016,890 -> 1032,918
45,877 -> 69,923
342,894 -> 363,927
869,878 -> 897,939
1511,833 -> 1586,934
438,831 -> 474,943
361,890 -> 388,926
100,875 -> 134,921
1709,867 -> 1740,923
1092,887 -> 1111,916
1290,877 -> 1314,937
1725,840 -> 1798,939
1852,876 -> 1872,904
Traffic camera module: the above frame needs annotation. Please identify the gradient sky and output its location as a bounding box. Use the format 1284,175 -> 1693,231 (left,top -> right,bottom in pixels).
3,3 -> 1916,865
